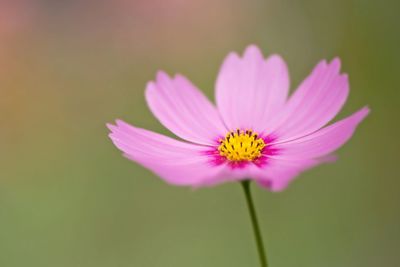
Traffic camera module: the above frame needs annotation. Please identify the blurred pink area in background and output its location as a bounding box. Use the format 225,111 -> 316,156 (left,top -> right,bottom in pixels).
0,0 -> 35,36
0,0 -> 40,171
0,0 -> 37,69
48,0 -> 251,60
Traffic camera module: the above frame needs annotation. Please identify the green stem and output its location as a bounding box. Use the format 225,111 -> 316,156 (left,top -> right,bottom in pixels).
241,180 -> 268,267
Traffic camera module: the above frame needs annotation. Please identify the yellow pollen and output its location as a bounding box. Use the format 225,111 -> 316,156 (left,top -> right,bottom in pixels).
218,129 -> 266,162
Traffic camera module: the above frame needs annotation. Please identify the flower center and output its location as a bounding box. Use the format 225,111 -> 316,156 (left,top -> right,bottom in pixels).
218,129 -> 266,162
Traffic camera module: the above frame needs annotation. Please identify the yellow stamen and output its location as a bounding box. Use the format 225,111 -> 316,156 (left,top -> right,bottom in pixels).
218,129 -> 266,162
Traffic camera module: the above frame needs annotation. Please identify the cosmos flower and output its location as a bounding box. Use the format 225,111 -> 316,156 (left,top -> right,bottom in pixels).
108,45 -> 369,191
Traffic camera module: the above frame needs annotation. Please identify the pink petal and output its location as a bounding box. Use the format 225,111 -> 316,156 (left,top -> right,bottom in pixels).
196,160 -> 312,191
242,106 -> 368,192
270,58 -> 349,141
272,107 -> 370,160
195,164 -> 273,188
145,72 -> 227,145
254,158 -> 327,192
107,120 -> 224,186
257,161 -> 318,192
215,45 -> 289,132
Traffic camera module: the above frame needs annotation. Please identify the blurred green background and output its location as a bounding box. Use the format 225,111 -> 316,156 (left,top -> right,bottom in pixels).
1,0 -> 399,266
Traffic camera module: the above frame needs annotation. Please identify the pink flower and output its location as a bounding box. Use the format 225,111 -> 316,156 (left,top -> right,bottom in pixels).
108,45 -> 369,191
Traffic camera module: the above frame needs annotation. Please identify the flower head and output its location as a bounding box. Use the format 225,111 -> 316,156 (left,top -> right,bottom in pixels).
108,45 -> 369,191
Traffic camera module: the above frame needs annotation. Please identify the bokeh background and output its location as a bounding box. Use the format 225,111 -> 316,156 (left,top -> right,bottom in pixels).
1,0 -> 399,266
